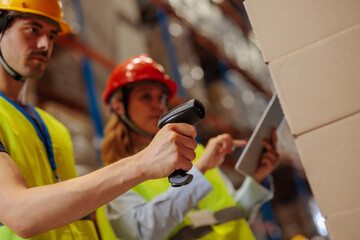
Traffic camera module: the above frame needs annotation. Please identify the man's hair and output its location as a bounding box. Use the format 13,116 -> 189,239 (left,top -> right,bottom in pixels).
0,10 -> 60,34
0,10 -> 21,34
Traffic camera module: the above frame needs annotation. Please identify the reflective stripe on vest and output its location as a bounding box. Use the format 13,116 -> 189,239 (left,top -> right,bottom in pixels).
170,206 -> 244,240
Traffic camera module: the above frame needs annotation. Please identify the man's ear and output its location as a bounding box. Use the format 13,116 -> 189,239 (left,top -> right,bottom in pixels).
110,100 -> 125,116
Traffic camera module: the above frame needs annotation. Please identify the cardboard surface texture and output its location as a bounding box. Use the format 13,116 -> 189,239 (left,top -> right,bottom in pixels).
326,207 -> 360,240
244,0 -> 360,62
244,0 -> 360,237
269,24 -> 360,136
295,112 -> 360,217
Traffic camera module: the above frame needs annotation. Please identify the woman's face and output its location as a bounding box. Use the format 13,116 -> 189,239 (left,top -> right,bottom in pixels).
127,83 -> 168,135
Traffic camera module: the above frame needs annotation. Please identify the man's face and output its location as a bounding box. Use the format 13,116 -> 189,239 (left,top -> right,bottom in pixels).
0,16 -> 59,79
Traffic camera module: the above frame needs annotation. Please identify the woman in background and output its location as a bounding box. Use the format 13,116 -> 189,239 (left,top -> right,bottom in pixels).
98,54 -> 279,240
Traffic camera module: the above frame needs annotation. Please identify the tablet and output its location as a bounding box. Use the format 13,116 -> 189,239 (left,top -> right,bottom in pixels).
235,93 -> 284,176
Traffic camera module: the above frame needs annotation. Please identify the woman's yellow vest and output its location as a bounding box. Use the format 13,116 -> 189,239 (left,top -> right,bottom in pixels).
0,94 -> 98,240
97,145 -> 255,240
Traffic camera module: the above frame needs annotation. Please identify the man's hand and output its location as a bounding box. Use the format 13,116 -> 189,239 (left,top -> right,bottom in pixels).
254,129 -> 280,183
139,123 -> 198,179
195,133 -> 247,174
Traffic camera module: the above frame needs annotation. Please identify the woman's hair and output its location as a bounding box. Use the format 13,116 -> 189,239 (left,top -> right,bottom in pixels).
101,90 -> 133,165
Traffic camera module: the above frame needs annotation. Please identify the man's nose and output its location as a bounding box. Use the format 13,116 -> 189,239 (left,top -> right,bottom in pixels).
37,34 -> 52,51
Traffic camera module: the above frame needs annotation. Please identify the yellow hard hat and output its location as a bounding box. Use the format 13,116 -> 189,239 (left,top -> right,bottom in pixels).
0,0 -> 70,34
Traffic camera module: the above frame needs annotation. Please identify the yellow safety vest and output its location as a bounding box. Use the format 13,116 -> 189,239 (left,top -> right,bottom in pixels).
97,144 -> 255,240
95,206 -> 120,240
0,94 -> 99,240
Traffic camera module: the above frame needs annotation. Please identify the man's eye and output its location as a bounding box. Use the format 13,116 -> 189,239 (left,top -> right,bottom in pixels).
49,34 -> 57,42
29,27 -> 37,32
25,27 -> 39,34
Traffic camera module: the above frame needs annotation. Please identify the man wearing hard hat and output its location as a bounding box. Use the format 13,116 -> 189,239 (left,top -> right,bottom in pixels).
0,1 -> 198,239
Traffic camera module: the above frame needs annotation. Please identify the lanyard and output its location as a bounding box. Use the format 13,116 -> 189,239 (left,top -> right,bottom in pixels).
0,92 -> 60,181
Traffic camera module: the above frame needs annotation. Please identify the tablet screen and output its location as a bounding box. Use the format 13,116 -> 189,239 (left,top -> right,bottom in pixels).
235,93 -> 284,176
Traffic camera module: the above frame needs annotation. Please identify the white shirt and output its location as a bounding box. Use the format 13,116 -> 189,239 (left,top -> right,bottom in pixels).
106,167 -> 273,240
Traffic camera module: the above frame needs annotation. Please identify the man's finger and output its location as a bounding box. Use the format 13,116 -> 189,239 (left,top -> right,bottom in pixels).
166,123 -> 197,139
180,146 -> 197,162
177,134 -> 198,151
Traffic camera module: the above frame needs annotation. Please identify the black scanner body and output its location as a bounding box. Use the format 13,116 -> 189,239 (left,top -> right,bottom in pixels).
158,99 -> 205,187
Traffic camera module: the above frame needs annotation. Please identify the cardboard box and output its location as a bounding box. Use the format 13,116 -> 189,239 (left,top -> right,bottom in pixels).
326,207 -> 360,240
244,1 -> 360,237
244,0 -> 360,62
295,112 -> 360,217
269,24 -> 360,136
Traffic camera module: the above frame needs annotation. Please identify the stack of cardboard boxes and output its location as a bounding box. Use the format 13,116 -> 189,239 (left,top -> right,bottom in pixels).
243,0 -> 360,238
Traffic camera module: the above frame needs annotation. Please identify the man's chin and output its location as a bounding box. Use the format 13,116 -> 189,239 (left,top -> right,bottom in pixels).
24,67 -> 46,80
26,72 -> 44,80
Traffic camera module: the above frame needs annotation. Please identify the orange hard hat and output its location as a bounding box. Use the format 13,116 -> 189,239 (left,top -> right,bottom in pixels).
103,54 -> 178,104
0,0 -> 71,34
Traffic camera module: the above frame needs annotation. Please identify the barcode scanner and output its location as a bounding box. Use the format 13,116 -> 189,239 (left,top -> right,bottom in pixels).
158,99 -> 206,187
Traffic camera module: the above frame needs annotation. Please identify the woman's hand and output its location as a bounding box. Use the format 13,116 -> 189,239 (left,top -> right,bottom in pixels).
254,129 -> 280,183
195,133 -> 247,174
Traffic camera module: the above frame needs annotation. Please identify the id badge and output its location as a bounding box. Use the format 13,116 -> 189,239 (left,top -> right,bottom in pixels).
187,209 -> 218,228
